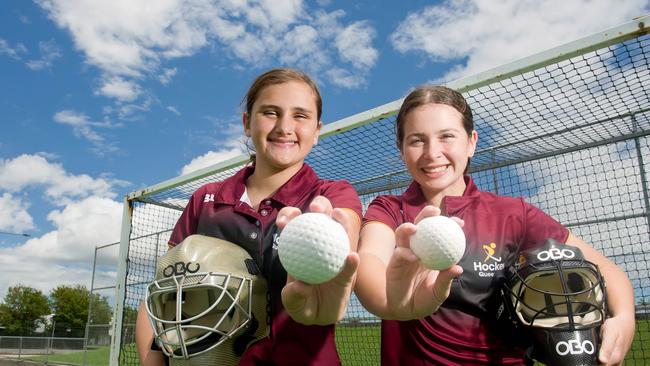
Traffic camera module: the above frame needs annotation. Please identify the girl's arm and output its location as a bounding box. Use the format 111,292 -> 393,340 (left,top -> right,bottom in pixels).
566,233 -> 635,366
355,221 -> 394,317
135,301 -> 167,366
356,205 -> 462,320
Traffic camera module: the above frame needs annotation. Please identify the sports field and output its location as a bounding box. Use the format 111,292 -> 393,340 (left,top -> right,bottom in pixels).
335,319 -> 650,366
336,324 -> 381,365
9,318 -> 648,365
25,345 -> 110,366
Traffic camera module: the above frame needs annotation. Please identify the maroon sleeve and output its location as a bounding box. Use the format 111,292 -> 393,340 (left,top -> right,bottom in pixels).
521,199 -> 570,250
362,195 -> 403,231
168,184 -> 210,246
320,180 -> 362,219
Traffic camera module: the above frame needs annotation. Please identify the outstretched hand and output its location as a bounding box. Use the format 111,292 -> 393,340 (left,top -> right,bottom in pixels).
598,314 -> 635,365
278,196 -> 359,325
385,205 -> 463,320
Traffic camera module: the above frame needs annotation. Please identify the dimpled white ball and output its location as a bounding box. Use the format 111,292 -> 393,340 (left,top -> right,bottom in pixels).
278,212 -> 349,284
410,216 -> 466,270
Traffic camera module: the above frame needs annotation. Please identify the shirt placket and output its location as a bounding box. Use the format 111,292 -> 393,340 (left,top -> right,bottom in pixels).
253,199 -> 276,263
230,201 -> 265,264
257,199 -> 274,226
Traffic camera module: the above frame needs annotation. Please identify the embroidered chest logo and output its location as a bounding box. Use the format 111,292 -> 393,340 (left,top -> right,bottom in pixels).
473,241 -> 504,277
482,242 -> 502,262
203,194 -> 215,203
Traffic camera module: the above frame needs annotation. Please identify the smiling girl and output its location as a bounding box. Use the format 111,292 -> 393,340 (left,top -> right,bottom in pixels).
354,85 -> 635,365
136,68 -> 361,366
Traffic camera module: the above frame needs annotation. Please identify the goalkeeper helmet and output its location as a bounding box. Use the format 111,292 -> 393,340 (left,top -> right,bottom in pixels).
145,235 -> 268,365
503,239 -> 607,366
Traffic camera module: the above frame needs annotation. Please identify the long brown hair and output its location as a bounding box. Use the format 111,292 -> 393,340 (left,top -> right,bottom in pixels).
244,68 -> 322,120
396,85 -> 474,173
242,68 -> 322,160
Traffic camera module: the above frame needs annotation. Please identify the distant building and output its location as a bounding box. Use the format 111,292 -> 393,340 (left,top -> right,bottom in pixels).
638,302 -> 650,319
35,313 -> 55,334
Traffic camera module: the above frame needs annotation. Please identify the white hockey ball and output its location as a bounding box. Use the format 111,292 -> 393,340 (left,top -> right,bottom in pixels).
278,212 -> 349,284
410,216 -> 465,270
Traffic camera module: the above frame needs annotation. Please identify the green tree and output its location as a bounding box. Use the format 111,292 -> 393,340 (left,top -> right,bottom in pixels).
89,292 -> 113,324
50,284 -> 111,337
0,285 -> 50,335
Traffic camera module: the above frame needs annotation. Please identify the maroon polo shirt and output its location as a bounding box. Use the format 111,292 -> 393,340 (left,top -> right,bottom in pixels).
363,176 -> 569,366
169,163 -> 362,366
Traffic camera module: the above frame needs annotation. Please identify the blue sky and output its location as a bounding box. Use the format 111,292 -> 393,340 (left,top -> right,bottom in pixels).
0,0 -> 648,299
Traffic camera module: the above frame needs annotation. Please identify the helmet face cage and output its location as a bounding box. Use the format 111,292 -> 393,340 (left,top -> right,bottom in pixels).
504,239 -> 607,365
146,272 -> 252,358
510,258 -> 606,330
145,235 -> 268,361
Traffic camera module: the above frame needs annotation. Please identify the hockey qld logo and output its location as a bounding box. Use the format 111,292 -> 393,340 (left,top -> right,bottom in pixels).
473,242 -> 504,277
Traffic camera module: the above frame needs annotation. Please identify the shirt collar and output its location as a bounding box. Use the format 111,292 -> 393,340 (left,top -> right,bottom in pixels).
214,163 -> 320,207
401,176 -> 480,219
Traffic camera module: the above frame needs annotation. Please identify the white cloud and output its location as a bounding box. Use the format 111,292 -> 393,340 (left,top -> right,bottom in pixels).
280,25 -> 326,70
335,21 -> 377,70
36,0 -> 379,103
25,39 -> 62,70
0,154 -> 121,206
390,0 -> 649,82
158,67 -> 177,85
325,68 -> 365,89
0,155 -> 123,299
166,106 -> 181,116
0,251 -> 96,300
15,197 -> 122,263
53,110 -> 120,155
181,148 -> 244,175
103,95 -> 154,121
312,9 -> 345,39
37,0 -> 172,76
243,0 -> 303,32
0,245 -> 119,301
180,118 -> 248,174
54,110 -> 104,142
229,32 -> 270,65
96,76 -> 141,102
0,38 -> 28,60
0,193 -> 34,233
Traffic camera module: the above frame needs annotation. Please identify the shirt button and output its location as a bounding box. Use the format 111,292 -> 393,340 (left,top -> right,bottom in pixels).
261,209 -> 268,216
264,200 -> 271,205
250,232 -> 258,240
255,220 -> 260,227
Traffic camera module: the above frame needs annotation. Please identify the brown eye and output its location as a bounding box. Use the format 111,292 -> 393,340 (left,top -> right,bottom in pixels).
408,138 -> 423,146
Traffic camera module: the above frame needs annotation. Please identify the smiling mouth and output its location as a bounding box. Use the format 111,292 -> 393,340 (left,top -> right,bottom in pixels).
422,165 -> 448,174
268,138 -> 297,146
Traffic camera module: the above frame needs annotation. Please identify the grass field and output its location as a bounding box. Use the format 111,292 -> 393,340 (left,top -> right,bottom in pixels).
627,318 -> 650,364
18,319 -> 650,365
336,324 -> 381,365
27,345 -> 109,366
335,319 -> 650,366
